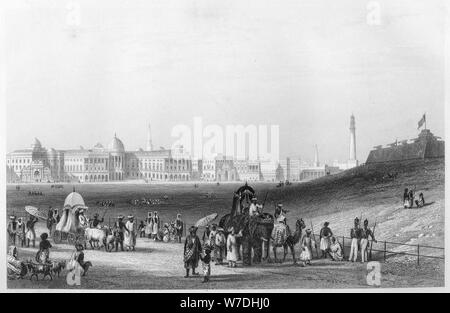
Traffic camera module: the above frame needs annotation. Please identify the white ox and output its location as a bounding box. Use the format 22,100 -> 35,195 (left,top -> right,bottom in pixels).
84,227 -> 111,251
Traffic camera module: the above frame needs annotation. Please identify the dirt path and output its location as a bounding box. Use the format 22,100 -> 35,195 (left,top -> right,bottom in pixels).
8,225 -> 443,290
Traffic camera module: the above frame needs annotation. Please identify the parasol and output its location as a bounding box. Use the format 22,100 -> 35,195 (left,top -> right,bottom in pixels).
195,213 -> 218,228
25,206 -> 48,221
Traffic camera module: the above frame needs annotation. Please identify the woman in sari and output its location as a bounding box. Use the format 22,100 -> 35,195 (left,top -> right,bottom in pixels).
7,246 -> 26,280
329,237 -> 344,261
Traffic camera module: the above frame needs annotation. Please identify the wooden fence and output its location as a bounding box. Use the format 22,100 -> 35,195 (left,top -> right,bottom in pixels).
312,233 -> 444,265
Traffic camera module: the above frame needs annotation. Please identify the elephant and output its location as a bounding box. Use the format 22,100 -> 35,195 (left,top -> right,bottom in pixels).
219,212 -> 274,266
218,183 -> 275,266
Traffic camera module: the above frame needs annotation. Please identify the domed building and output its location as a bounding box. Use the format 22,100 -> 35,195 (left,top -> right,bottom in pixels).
108,134 -> 125,181
6,138 -> 61,183
7,131 -> 193,183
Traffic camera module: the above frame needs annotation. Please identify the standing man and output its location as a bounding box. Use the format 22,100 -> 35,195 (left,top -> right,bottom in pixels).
124,215 -> 137,251
7,216 -> 18,245
175,214 -> 184,243
319,222 -> 333,258
202,225 -> 211,245
348,217 -> 361,262
47,207 -> 55,236
403,188 -> 409,208
152,211 -> 160,241
114,215 -> 129,252
26,215 -> 38,248
214,228 -> 226,265
360,219 -> 377,263
17,217 -> 26,247
183,226 -> 202,278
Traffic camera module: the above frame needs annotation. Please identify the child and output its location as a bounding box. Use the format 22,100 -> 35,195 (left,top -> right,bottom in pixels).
36,233 -> 52,264
200,245 -> 212,283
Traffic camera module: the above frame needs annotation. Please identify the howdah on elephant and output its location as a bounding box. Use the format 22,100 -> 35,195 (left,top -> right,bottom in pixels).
219,184 -> 274,266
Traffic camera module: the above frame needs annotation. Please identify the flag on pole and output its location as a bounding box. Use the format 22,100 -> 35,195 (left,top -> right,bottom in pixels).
418,114 -> 426,130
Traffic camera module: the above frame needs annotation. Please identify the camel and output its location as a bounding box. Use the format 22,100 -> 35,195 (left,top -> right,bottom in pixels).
272,218 -> 306,264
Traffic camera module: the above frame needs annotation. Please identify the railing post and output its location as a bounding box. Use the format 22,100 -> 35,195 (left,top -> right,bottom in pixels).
383,241 -> 387,261
342,236 -> 345,259
417,245 -> 420,265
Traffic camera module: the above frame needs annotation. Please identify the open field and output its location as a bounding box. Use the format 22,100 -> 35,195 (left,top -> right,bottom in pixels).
6,158 -> 445,289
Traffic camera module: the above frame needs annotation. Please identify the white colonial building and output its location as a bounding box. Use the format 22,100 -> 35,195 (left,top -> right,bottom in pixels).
7,135 -> 191,183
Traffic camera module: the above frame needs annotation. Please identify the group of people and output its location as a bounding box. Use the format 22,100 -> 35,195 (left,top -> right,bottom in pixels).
28,190 -> 43,196
7,233 -> 92,280
183,224 -> 240,283
129,198 -> 163,206
137,213 -> 184,243
7,214 -> 39,248
348,218 -> 377,263
403,188 -> 426,209
200,224 -> 239,267
109,215 -> 138,252
301,218 -> 376,265
95,200 -> 115,207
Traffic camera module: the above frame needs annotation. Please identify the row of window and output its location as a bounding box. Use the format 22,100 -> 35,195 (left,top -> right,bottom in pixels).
7,158 -> 31,165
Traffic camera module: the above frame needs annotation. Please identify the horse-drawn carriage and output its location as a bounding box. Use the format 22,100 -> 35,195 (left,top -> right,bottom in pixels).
52,191 -> 89,245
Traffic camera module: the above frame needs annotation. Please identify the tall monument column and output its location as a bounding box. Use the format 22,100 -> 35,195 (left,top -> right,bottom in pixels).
349,114 -> 357,162
146,123 -> 153,151
314,144 -> 320,167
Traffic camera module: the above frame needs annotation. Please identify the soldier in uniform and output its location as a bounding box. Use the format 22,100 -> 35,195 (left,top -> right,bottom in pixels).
348,217 -> 361,262
360,219 -> 377,263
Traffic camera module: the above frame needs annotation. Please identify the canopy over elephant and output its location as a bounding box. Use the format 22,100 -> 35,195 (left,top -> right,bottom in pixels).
219,183 -> 275,266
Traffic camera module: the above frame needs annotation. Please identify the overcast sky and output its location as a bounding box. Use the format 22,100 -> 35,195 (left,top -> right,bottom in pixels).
4,0 -> 445,164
